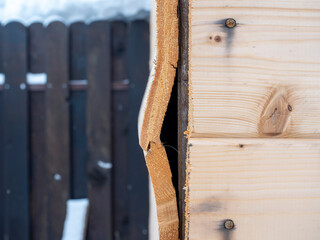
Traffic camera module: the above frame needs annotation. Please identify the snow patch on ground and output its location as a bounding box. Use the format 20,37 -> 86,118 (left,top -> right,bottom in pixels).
0,0 -> 150,25
62,199 -> 90,240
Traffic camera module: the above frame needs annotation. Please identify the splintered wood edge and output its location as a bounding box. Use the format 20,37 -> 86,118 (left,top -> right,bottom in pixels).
139,0 -> 179,150
138,0 -> 179,239
146,143 -> 179,240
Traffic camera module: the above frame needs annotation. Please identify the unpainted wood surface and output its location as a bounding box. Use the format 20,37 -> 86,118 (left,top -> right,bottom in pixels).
187,138 -> 320,240
189,0 -> 320,138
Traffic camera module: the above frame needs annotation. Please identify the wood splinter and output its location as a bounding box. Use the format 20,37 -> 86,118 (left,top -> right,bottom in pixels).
138,0 -> 179,239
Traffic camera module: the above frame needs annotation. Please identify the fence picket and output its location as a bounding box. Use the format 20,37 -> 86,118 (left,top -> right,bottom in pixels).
28,22 -> 48,240
0,24 -> 4,240
70,22 -> 88,200
45,21 -> 70,240
111,20 -> 130,240
126,20 -> 150,239
2,22 -> 29,240
86,21 -> 112,240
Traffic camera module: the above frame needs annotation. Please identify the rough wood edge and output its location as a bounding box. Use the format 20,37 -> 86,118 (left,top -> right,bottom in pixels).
139,0 -> 179,150
177,0 -> 189,239
146,143 -> 179,240
138,0 -> 179,239
184,0 -> 192,238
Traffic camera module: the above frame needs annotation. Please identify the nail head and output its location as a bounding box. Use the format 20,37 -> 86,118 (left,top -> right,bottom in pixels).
224,219 -> 234,230
225,18 -> 237,28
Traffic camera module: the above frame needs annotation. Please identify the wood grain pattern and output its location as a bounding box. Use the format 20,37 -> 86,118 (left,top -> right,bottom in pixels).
189,0 -> 320,138
138,0 -> 179,239
187,138 -> 320,240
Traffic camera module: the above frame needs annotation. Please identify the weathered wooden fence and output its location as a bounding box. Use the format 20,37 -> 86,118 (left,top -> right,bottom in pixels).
0,19 -> 150,240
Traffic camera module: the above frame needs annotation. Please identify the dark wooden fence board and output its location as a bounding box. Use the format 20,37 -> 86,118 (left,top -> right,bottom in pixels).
2,22 -> 29,240
70,22 -> 87,80
0,87 -> 3,240
0,24 -> 4,240
28,22 -> 48,240
28,23 -> 46,73
0,25 -> 3,73
70,22 -> 88,199
45,21 -> 70,240
126,20 -> 150,239
86,21 -> 112,240
111,21 -> 130,240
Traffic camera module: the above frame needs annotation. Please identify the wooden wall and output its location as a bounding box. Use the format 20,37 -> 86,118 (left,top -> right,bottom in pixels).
185,0 -> 320,239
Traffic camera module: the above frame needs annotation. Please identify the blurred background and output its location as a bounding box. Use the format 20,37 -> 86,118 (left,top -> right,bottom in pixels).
0,0 -> 153,239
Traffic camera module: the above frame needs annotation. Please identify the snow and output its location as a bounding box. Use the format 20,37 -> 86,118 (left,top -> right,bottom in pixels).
97,160 -> 112,170
26,73 -> 47,85
62,199 -> 90,240
0,74 -> 4,85
0,0 -> 150,25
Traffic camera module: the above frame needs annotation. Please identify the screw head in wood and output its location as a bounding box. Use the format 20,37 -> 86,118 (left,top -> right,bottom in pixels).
225,18 -> 237,28
224,219 -> 235,230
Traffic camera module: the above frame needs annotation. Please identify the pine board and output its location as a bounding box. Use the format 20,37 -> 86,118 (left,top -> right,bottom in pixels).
187,138 -> 320,240
189,0 -> 320,138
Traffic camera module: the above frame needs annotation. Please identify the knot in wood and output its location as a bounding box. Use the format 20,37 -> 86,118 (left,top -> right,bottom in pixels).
259,88 -> 292,136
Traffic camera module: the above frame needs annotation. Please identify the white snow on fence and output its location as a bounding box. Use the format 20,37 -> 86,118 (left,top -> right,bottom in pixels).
62,199 -> 90,240
26,73 -> 47,85
0,74 -> 4,85
0,0 -> 150,25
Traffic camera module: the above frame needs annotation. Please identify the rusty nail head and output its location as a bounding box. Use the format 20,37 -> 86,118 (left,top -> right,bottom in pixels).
224,219 -> 235,230
225,18 -> 237,28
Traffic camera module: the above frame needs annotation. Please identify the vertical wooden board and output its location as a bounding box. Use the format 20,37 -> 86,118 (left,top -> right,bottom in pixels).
0,24 -> 3,73
45,21 -> 70,240
0,89 -> 3,240
189,0 -> 320,138
28,22 -> 47,240
127,20 -> 149,239
0,24 -> 4,240
86,20 -> 112,240
30,92 -> 46,240
2,22 -> 29,240
111,21 -> 130,240
70,22 -> 87,80
70,90 -> 87,199
187,138 -> 320,240
70,22 -> 88,199
178,0 -> 189,238
28,23 -> 46,73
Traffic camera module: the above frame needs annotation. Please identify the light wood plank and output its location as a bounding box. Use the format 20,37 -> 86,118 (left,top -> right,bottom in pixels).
186,138 -> 320,240
187,139 -> 320,240
190,0 -> 320,138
